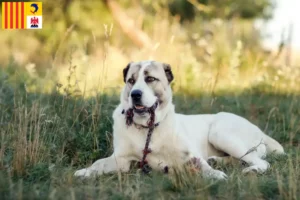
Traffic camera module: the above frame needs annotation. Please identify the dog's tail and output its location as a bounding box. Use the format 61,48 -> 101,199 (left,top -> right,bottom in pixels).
264,135 -> 285,154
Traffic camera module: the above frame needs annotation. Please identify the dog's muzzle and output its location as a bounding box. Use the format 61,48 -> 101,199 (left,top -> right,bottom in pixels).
131,89 -> 145,113
130,89 -> 158,114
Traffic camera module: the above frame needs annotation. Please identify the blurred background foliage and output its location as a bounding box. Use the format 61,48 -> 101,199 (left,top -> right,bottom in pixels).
0,0 -> 298,96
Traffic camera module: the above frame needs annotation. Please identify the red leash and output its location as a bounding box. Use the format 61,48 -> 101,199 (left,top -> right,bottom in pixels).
123,102 -> 158,174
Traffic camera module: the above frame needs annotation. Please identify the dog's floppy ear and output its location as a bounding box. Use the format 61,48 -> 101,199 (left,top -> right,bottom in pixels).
123,62 -> 131,83
163,63 -> 174,84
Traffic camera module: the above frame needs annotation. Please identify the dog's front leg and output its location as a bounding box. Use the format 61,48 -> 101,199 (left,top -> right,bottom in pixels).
189,157 -> 228,180
74,154 -> 130,178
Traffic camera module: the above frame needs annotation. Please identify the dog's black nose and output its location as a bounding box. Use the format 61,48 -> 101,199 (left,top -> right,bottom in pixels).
131,89 -> 143,101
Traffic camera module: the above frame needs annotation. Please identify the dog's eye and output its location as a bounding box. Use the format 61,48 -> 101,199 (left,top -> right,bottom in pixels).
127,78 -> 135,84
145,76 -> 156,83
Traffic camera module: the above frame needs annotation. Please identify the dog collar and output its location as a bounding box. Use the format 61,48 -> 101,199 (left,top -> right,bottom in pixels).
134,122 -> 160,129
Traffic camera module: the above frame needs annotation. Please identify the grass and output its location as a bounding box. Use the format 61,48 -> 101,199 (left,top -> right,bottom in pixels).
0,64 -> 299,200
0,8 -> 299,198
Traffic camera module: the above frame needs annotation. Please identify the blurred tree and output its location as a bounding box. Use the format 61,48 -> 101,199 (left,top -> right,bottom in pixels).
0,0 -> 274,68
168,0 -> 274,22
104,0 -> 152,48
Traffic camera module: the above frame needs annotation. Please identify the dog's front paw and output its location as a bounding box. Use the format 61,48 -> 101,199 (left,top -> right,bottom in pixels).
203,169 -> 228,180
74,168 -> 96,178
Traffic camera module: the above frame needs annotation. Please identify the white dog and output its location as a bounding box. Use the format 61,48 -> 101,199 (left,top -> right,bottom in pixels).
74,61 -> 285,180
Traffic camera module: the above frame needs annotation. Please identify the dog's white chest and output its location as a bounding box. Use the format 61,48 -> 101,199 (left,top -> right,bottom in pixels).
124,126 -> 191,170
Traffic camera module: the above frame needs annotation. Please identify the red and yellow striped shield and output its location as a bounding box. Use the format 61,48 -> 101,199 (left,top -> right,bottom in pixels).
2,2 -> 42,29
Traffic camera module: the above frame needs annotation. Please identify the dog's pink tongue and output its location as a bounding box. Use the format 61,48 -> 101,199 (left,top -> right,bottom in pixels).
135,105 -> 145,109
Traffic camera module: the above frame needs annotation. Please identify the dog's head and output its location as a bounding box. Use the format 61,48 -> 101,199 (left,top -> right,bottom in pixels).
121,61 -> 174,124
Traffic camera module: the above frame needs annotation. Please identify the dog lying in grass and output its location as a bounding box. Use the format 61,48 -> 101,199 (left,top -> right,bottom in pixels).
74,60 -> 285,180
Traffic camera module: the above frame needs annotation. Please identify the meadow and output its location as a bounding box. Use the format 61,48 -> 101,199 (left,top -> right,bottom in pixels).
0,54 -> 299,199
0,1 -> 300,199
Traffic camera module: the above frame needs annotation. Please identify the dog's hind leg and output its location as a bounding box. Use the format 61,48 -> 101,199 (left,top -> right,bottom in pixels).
241,156 -> 270,174
208,135 -> 270,174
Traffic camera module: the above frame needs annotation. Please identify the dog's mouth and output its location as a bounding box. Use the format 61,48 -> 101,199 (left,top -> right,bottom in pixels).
133,104 -> 147,114
125,101 -> 159,126
132,101 -> 159,115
